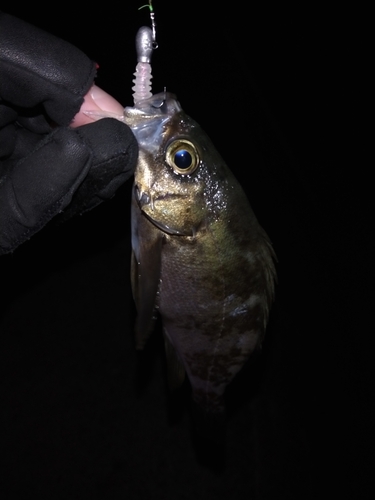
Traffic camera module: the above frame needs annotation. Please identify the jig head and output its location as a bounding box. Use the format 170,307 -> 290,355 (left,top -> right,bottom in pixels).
132,1 -> 158,105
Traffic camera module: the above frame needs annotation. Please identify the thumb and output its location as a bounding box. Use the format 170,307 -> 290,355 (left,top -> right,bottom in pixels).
70,85 -> 125,128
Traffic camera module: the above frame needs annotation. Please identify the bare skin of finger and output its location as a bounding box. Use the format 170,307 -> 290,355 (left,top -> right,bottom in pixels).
70,85 -> 124,128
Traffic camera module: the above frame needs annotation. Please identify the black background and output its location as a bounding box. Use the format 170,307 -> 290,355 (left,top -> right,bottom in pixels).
0,3 -> 371,499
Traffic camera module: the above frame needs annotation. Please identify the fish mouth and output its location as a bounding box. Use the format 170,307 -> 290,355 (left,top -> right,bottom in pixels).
134,185 -> 195,237
124,92 -> 181,118
123,93 -> 182,151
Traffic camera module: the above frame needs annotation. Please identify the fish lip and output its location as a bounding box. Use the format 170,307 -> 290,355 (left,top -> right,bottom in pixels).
135,184 -> 188,210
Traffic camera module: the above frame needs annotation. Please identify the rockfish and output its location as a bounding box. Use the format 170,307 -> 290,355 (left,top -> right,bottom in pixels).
124,92 -> 276,417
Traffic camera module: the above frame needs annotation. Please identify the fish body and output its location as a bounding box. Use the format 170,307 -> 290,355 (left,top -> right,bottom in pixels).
124,92 -> 276,415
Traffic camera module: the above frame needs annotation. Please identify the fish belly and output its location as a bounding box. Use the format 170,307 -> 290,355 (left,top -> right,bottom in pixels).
158,231 -> 263,414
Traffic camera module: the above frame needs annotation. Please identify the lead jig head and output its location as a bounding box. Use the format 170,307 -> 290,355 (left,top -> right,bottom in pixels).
136,26 -> 154,64
132,1 -> 158,105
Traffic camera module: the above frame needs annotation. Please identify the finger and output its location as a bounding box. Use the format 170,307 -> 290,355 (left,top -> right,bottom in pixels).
71,85 -> 125,128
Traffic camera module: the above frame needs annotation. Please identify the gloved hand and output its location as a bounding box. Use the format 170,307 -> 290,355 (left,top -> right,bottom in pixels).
0,12 -> 138,255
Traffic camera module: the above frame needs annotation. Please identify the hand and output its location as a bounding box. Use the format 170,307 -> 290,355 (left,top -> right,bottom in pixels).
0,12 -> 138,255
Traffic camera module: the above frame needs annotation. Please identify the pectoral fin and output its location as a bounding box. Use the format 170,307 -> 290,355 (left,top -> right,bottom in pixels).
131,196 -> 163,350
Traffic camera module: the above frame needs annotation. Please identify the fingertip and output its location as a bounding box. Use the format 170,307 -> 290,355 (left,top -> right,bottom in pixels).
71,85 -> 125,128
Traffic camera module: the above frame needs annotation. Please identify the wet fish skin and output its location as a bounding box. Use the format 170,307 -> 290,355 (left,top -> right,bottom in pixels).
126,93 -> 276,415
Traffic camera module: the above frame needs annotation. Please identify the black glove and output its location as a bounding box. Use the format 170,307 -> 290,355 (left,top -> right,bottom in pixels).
0,12 -> 138,255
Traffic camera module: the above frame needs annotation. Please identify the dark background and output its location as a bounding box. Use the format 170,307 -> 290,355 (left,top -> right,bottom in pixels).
0,3 -> 371,499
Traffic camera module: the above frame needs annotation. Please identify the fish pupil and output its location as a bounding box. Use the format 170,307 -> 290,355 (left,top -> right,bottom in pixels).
174,149 -> 192,169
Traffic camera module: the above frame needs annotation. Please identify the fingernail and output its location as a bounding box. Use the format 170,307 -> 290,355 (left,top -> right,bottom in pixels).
89,85 -> 124,115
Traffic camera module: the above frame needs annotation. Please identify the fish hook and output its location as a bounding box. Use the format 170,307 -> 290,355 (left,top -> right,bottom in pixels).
138,1 -> 158,49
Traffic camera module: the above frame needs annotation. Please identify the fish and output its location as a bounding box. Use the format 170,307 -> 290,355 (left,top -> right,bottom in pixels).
123,91 -> 277,418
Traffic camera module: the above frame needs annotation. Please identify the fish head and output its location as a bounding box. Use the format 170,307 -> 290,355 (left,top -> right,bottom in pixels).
124,92 -> 231,237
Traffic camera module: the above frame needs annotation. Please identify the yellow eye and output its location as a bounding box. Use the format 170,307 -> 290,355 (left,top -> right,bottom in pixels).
165,139 -> 199,175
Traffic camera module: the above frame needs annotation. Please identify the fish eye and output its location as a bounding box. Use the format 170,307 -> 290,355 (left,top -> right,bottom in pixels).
165,139 -> 199,175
